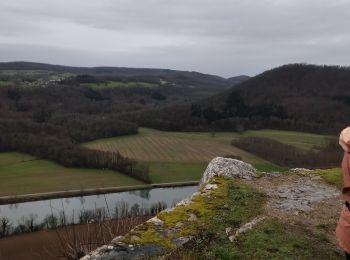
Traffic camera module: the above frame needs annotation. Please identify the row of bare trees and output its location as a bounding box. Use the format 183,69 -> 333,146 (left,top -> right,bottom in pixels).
232,136 -> 342,168
0,119 -> 150,182
0,200 -> 167,238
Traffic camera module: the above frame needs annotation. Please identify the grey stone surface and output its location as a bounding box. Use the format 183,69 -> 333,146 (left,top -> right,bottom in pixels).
228,216 -> 266,242
175,222 -> 184,228
188,213 -> 198,221
172,236 -> 192,247
269,179 -> 339,212
147,216 -> 164,227
199,157 -> 257,186
82,244 -> 165,260
175,197 -> 193,206
130,235 -> 140,242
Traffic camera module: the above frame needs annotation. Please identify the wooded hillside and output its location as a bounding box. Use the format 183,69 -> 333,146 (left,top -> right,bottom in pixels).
128,64 -> 350,134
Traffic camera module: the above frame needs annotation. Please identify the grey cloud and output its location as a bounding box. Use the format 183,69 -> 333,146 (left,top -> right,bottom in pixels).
1,0 -> 350,76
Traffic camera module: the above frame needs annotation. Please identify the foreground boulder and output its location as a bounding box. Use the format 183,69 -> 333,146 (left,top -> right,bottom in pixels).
199,157 -> 257,186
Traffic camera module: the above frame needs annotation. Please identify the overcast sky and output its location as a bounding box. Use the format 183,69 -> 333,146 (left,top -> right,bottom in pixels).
1,0 -> 350,77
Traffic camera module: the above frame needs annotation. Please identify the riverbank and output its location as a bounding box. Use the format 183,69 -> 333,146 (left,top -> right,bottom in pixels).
0,216 -> 150,260
0,181 -> 198,205
83,158 -> 343,259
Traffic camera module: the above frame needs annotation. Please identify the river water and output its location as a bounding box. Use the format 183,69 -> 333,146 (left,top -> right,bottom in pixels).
0,185 -> 197,227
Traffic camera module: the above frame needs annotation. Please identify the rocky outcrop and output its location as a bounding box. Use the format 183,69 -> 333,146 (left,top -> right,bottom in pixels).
199,157 -> 257,186
81,159 -> 341,260
81,157 -> 257,260
268,170 -> 339,213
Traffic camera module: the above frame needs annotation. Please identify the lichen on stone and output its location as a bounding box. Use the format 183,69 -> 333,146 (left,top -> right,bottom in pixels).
81,157 -> 261,260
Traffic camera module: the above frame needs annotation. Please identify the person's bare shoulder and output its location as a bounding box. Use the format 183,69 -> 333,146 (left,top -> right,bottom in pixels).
339,127 -> 350,152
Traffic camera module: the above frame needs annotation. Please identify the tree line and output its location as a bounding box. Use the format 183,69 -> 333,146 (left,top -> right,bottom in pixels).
232,136 -> 342,168
0,200 -> 168,237
0,119 -> 150,182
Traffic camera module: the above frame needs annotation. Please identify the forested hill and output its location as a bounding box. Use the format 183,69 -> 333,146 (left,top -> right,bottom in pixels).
127,64 -> 350,134
0,62 -> 249,182
226,75 -> 250,86
0,61 -> 247,89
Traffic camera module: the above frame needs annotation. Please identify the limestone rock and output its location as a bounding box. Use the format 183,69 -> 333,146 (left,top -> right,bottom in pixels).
172,236 -> 192,247
229,216 -> 266,242
188,213 -> 198,221
147,216 -> 164,227
199,157 -> 257,186
289,168 -> 313,175
130,235 -> 140,242
204,183 -> 218,191
269,179 -> 339,212
111,236 -> 125,246
175,222 -> 184,228
81,244 -> 165,260
176,198 -> 192,206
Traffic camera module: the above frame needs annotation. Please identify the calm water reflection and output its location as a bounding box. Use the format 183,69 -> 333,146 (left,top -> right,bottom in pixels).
0,186 -> 197,225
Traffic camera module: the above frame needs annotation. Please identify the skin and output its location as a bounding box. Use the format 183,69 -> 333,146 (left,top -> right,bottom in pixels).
339,127 -> 350,153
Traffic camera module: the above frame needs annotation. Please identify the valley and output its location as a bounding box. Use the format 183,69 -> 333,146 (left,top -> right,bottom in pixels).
0,62 -> 346,260
1,1 -> 349,258
0,127 -> 332,196
0,62 -> 340,195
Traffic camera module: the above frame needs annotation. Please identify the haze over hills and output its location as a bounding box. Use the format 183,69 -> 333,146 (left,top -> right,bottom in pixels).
0,61 -> 249,90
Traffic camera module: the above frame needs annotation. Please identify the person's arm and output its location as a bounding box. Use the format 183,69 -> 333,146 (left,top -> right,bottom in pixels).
339,127 -> 350,153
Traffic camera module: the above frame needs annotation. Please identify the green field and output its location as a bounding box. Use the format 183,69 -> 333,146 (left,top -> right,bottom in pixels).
148,162 -> 208,183
0,69 -> 73,78
84,128 -> 329,182
82,81 -> 159,90
0,129 -> 333,196
0,152 -> 144,196
0,80 -> 11,86
0,70 -> 74,88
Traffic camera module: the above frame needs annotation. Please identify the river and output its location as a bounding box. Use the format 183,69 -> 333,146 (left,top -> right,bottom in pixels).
0,185 -> 197,231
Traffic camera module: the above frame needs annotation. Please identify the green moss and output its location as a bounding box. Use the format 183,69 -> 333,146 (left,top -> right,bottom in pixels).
312,168 -> 342,188
171,176 -> 263,239
122,176 -> 265,255
132,224 -> 173,249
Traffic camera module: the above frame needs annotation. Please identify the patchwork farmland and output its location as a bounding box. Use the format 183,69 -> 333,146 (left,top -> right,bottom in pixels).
84,133 -> 262,163
83,128 -> 331,182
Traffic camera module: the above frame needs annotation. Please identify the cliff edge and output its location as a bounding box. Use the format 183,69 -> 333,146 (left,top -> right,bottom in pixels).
82,157 -> 343,259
